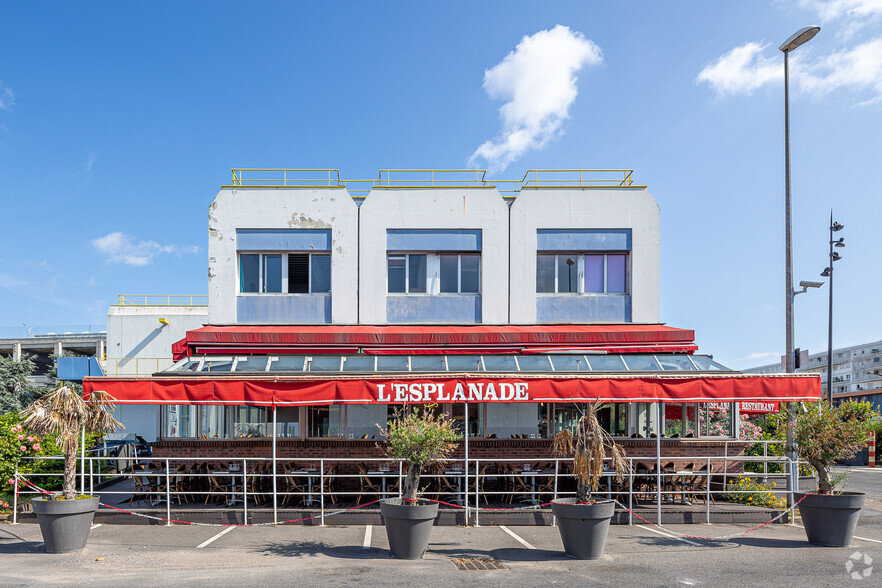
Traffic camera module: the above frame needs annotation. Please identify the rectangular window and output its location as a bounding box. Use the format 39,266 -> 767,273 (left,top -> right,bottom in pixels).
308,405 -> 344,438
557,255 -> 578,293
234,406 -> 266,437
162,405 -> 198,438
239,252 -> 330,294
388,255 -> 406,293
536,254 -> 555,293
288,253 -> 309,293
536,253 -> 629,294
440,253 -> 480,294
408,254 -> 426,293
263,254 -> 282,293
240,254 -> 260,293
200,406 -> 231,439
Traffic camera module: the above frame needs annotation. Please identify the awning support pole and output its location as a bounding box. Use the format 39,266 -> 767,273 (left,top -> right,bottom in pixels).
272,407 -> 278,526
464,402 -> 469,527
80,426 -> 86,494
656,402 -> 662,526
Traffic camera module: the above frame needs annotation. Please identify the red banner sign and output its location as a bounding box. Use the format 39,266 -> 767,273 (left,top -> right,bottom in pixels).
83,374 -> 821,406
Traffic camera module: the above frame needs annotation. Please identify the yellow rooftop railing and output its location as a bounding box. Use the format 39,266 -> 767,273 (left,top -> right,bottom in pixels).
223,168 -> 642,196
117,295 -> 208,306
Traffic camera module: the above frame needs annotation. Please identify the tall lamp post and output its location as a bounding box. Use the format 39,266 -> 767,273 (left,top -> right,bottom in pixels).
779,24 -> 820,505
821,213 -> 845,403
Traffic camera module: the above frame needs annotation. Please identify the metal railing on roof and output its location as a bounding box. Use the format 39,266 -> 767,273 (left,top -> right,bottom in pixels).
117,295 -> 208,307
223,169 -> 643,198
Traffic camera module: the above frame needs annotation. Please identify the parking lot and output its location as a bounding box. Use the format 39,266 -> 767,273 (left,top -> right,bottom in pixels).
2,492 -> 880,587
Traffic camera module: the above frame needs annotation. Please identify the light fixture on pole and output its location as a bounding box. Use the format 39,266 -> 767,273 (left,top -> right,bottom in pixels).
823,212 -> 844,403
780,24 -> 820,510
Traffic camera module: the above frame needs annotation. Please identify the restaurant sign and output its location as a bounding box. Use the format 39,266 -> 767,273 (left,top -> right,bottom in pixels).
83,374 -> 821,406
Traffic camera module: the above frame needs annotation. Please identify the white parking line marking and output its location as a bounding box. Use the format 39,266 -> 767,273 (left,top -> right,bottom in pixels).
90,523 -> 103,530
793,524 -> 882,544
363,525 -> 373,549
637,525 -> 702,546
499,525 -> 536,550
196,526 -> 235,549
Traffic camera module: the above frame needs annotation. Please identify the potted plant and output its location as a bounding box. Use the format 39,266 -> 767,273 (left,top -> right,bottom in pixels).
793,400 -> 879,547
551,400 -> 628,559
378,405 -> 460,559
21,385 -> 122,553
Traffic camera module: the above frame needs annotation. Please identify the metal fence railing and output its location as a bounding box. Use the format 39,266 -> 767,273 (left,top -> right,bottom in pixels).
12,450 -> 804,528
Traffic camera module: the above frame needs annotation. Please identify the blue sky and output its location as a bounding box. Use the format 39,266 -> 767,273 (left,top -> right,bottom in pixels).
1,1 -> 881,369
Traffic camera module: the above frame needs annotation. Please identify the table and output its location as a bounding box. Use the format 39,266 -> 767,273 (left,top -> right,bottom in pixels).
367,470 -> 396,499
444,470 -> 464,505
673,470 -> 694,505
211,468 -> 245,506
517,470 -> 551,505
289,470 -> 320,505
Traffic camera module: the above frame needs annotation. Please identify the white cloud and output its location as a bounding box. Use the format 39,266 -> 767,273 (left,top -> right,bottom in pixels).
0,273 -> 30,288
91,232 -> 198,266
0,82 -> 13,111
696,42 -> 781,96
799,37 -> 882,102
799,0 -> 882,36
468,25 -> 603,173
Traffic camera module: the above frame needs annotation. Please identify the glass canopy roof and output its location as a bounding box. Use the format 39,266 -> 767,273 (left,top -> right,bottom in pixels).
164,354 -> 732,375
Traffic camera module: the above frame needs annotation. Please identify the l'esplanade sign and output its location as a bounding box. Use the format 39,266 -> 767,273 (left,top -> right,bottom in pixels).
376,381 -> 530,403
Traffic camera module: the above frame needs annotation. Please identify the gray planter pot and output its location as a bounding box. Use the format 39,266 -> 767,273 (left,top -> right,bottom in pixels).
795,492 -> 866,547
551,498 -> 616,560
32,496 -> 100,554
380,499 -> 439,559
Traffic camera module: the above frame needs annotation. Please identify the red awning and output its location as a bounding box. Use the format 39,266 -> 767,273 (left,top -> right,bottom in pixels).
84,373 -> 820,406
171,324 -> 697,360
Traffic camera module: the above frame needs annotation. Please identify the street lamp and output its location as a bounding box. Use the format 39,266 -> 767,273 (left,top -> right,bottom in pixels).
780,24 -> 820,509
822,212 -> 845,403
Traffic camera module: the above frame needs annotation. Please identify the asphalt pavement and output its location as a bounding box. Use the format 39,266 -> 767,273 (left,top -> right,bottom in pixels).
2,502 -> 881,587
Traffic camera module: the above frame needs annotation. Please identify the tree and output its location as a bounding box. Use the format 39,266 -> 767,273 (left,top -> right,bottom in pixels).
379,406 -> 461,502
0,355 -> 41,414
795,400 -> 879,494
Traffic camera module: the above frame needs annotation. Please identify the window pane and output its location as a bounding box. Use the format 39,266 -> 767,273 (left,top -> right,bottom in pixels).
270,356 -> 307,371
410,355 -> 446,371
288,253 -> 309,293
517,355 -> 552,372
235,356 -> 267,372
482,355 -> 518,371
607,254 -> 626,293
536,254 -> 555,293
439,254 -> 458,293
550,355 -> 590,371
163,405 -> 197,438
275,407 -> 300,438
585,255 -> 604,293
202,359 -> 233,372
408,254 -> 426,293
446,355 -> 484,372
623,355 -> 662,371
460,254 -> 479,293
240,254 -> 260,293
310,254 -> 331,293
342,356 -> 375,371
308,356 -> 342,371
557,255 -> 578,293
586,355 -> 627,371
377,356 -> 409,371
387,255 -> 406,293
656,355 -> 695,371
262,254 -> 282,292
201,406 -> 230,439
234,406 -> 266,437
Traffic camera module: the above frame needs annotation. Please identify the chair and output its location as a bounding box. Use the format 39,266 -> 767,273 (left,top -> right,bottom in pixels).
282,466 -> 308,507
246,464 -> 264,506
684,464 -> 716,505
319,463 -> 339,506
205,469 -> 233,506
170,464 -> 189,505
431,464 -> 459,502
633,463 -> 655,501
356,464 -> 382,505
127,466 -> 155,506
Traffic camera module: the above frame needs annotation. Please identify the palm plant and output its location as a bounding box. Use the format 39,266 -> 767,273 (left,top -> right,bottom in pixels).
21,386 -> 122,500
552,400 -> 628,503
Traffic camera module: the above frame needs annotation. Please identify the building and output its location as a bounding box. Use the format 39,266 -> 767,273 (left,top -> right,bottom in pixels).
85,169 -> 818,474
0,328 -> 106,385
744,340 -> 882,411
